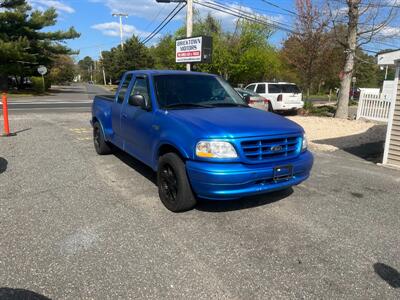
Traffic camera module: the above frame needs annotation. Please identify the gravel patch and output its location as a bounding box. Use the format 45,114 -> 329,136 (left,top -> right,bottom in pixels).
288,116 -> 387,151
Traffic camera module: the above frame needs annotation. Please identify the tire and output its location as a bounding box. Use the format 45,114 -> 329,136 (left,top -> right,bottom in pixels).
268,102 -> 274,113
157,153 -> 197,212
93,122 -> 112,155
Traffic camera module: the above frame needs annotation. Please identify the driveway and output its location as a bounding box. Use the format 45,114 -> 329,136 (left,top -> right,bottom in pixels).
0,111 -> 399,299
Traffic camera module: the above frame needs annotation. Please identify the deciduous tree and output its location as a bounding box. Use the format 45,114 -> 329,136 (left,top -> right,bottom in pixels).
328,0 -> 398,118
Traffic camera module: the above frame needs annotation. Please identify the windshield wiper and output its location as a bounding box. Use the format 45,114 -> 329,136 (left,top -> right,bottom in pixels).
163,103 -> 214,109
209,103 -> 249,108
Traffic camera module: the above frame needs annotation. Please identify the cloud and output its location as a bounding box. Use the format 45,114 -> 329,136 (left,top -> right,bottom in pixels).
379,26 -> 400,37
90,0 -> 284,32
89,0 -> 180,20
28,0 -> 75,14
386,0 -> 400,5
91,21 -> 154,39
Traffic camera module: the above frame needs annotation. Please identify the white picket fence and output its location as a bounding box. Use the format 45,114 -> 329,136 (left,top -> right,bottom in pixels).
356,89 -> 392,122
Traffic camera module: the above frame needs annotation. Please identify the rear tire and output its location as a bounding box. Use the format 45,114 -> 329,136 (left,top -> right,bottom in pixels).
157,153 -> 197,212
268,102 -> 274,113
93,122 -> 112,155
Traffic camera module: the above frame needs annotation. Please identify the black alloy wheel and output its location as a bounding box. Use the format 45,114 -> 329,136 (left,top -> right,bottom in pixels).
159,164 -> 178,204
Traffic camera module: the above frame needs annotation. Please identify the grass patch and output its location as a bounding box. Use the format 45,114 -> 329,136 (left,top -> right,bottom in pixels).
95,84 -> 118,92
7,89 -> 48,97
305,94 -> 337,101
300,101 -> 336,117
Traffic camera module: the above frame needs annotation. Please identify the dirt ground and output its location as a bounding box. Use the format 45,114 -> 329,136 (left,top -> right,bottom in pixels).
288,116 -> 387,152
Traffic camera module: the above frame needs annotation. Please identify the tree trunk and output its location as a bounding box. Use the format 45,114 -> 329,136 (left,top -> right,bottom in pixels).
335,0 -> 360,119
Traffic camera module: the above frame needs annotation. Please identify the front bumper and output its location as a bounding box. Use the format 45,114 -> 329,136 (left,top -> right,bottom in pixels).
186,151 -> 313,200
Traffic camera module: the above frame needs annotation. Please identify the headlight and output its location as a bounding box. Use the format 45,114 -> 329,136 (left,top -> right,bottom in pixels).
196,141 -> 237,158
302,135 -> 308,151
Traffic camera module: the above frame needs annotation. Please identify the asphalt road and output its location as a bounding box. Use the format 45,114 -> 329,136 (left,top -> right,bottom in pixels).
0,111 -> 399,299
2,84 -> 111,113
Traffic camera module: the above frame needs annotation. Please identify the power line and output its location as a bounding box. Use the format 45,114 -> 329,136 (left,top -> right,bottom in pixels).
202,0 -> 295,30
195,0 -> 296,34
141,3 -> 186,45
260,0 -> 298,16
141,5 -> 167,35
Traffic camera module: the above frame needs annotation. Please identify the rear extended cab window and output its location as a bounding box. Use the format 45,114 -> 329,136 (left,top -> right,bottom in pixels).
117,74 -> 133,103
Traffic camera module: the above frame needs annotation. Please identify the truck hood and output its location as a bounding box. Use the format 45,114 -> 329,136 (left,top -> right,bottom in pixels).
168,107 -> 304,138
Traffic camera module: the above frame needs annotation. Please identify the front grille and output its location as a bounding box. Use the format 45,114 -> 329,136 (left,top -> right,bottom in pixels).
240,136 -> 301,162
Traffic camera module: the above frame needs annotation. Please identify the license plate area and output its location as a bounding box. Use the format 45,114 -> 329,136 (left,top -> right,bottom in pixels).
273,165 -> 293,181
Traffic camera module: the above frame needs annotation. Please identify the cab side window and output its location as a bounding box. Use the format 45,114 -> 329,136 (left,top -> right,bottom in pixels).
129,77 -> 150,107
268,84 -> 281,93
256,84 -> 266,94
117,74 -> 133,104
246,84 -> 256,92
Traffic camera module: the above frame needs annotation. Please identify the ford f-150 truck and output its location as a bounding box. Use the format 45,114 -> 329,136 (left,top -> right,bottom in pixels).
92,70 -> 313,212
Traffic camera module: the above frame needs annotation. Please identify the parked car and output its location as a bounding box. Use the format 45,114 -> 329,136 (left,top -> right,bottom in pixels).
350,87 -> 361,100
245,82 -> 304,112
92,70 -> 313,212
336,87 -> 361,100
235,88 -> 270,111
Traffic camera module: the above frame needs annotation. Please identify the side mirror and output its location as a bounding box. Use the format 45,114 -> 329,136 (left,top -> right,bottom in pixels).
244,95 -> 251,104
129,94 -> 147,110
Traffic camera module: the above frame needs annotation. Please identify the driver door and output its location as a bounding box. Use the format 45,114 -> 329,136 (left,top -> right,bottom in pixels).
121,75 -> 155,165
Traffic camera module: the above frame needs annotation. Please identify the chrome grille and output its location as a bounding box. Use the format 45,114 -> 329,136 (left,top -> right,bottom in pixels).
240,136 -> 301,162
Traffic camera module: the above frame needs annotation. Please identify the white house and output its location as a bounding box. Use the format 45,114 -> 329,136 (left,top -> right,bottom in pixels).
377,50 -> 400,168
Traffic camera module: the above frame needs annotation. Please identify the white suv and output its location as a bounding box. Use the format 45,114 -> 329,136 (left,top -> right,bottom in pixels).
245,82 -> 304,112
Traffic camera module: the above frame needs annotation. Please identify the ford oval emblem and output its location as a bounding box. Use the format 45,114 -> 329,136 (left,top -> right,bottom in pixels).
271,145 -> 283,152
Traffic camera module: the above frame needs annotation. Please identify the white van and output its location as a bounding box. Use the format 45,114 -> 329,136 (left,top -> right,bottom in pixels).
245,82 -> 304,112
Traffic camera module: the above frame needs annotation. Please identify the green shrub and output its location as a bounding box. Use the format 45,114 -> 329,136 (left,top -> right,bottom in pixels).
303,100 -> 314,111
45,77 -> 51,90
31,76 -> 51,93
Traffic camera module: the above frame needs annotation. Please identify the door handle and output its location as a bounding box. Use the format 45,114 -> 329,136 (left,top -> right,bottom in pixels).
122,113 -> 128,119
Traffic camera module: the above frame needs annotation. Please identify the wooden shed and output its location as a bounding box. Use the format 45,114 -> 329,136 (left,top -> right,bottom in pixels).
377,50 -> 400,168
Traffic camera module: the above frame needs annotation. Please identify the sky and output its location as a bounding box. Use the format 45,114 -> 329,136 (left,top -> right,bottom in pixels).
26,0 -> 400,60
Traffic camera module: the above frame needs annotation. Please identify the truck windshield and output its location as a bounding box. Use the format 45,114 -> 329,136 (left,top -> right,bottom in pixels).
153,74 -> 247,109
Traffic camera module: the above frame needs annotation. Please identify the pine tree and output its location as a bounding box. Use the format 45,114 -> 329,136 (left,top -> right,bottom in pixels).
0,0 -> 80,86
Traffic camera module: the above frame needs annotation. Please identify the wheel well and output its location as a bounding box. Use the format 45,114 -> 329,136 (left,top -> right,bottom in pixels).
92,116 -> 99,124
158,144 -> 185,161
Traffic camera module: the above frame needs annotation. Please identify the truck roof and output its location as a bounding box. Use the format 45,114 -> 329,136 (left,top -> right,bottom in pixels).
125,70 -> 217,77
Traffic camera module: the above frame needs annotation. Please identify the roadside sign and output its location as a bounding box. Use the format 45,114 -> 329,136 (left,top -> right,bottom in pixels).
175,36 -> 212,64
352,76 -> 357,83
37,65 -> 47,76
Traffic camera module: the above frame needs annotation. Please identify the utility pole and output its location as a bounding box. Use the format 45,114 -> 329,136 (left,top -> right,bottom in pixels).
186,0 -> 193,72
99,49 -> 107,86
112,13 -> 128,49
156,0 -> 192,71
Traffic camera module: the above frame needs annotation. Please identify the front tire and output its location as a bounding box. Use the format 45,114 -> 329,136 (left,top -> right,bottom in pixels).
157,153 -> 197,212
93,122 -> 112,155
268,102 -> 274,113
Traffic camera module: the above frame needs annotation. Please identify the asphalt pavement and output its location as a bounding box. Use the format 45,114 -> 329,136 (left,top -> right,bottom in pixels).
1,84 -> 111,113
0,108 -> 399,298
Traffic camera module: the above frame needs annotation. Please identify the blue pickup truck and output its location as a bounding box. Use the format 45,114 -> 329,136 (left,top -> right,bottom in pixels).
92,70 -> 313,212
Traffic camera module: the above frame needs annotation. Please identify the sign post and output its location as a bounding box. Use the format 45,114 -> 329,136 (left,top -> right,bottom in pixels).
37,65 -> 47,92
175,36 -> 212,66
351,76 -> 357,101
